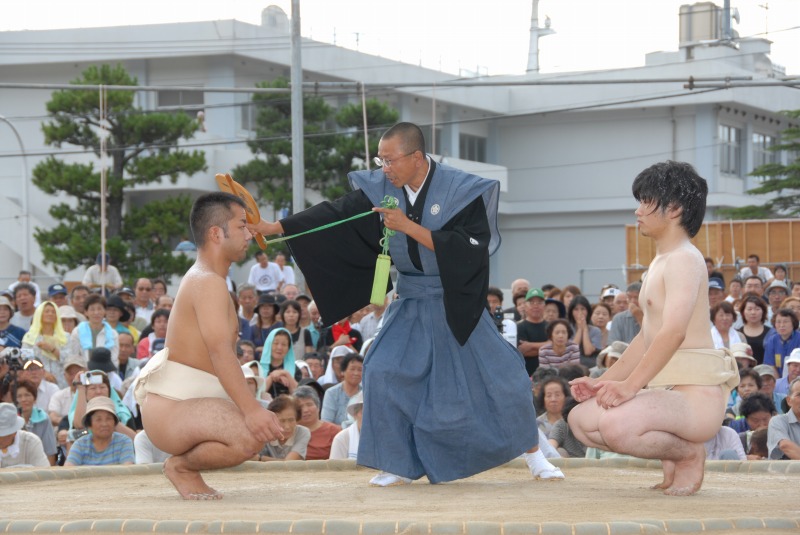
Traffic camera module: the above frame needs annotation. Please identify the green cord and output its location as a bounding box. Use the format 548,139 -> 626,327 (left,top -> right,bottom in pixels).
263,195 -> 400,247
263,210 -> 375,245
379,196 -> 398,256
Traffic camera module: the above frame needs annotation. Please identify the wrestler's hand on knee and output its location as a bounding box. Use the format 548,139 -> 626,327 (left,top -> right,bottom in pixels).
594,380 -> 637,410
569,377 -> 599,403
244,408 -> 285,443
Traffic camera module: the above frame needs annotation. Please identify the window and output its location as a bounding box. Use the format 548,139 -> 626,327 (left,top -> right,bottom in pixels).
419,126 -> 442,155
752,133 -> 779,179
719,124 -> 741,176
459,133 -> 487,163
157,90 -> 204,116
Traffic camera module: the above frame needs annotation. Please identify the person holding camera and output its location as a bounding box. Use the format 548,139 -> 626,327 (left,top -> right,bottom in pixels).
487,286 -> 517,348
65,396 -> 134,466
70,360 -> 135,441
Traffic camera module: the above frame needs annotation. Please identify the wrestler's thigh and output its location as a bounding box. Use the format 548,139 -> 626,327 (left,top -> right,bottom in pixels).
142,395 -> 260,456
599,387 -> 724,443
567,400 -> 607,448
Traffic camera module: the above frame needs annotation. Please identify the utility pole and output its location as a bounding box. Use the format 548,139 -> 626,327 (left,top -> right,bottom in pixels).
291,0 -> 305,216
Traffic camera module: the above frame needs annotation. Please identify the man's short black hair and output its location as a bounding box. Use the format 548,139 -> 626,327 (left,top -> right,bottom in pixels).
748,254 -> 760,262
632,161 -> 708,238
13,282 -> 36,299
190,192 -> 246,248
381,122 -> 426,155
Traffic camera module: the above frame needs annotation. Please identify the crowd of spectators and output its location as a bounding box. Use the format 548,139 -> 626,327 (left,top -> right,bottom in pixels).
1,251 -> 799,470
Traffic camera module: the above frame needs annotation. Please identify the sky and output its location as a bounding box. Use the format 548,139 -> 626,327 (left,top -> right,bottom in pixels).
0,0 -> 798,76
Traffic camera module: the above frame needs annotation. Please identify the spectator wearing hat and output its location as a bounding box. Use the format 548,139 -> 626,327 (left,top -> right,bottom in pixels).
708,277 -> 726,309
590,341 -> 628,378
775,348 -> 800,396
329,391 -> 363,460
10,379 -> 57,464
58,306 -> 80,334
11,282 -> 37,331
764,310 -> 800,378
70,365 -> 134,441
22,300 -> 70,387
731,342 -> 757,370
241,363 -> 269,409
600,286 -> 621,308
517,288 -> 549,376
607,282 -> 642,344
104,295 -> 132,338
255,395 -> 310,461
766,280 -> 790,318
295,385 -> 339,460
753,364 -> 786,415
0,402 -> 49,468
66,293 -> 119,367
69,285 -> 90,316
767,377 -> 800,460
18,357 -> 60,413
710,301 -> 743,349
0,296 -> 27,350
82,253 -> 123,292
48,356 -> 86,426
46,284 -> 69,308
65,396 -> 134,466
252,293 -> 284,353
543,298 -> 566,323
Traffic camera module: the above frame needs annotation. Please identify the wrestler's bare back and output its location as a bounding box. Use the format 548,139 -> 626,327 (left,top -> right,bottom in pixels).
165,265 -> 238,374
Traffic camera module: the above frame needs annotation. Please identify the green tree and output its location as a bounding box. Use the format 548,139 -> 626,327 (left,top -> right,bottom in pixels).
233,78 -> 399,213
32,64 -> 206,281
721,109 -> 800,219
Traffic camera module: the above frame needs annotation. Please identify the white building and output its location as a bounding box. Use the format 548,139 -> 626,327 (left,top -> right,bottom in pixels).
0,3 -> 797,297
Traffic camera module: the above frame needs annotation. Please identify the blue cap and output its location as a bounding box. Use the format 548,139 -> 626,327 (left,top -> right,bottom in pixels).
708,278 -> 724,291
48,283 -> 68,296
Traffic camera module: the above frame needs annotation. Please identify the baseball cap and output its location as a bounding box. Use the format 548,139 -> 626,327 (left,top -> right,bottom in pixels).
601,288 -> 621,299
708,278 -> 725,291
525,288 -> 545,301
48,283 -> 68,297
752,364 -> 779,379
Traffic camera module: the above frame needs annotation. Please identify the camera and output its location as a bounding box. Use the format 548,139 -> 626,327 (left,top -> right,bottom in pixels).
81,372 -> 104,386
492,306 -> 504,333
0,347 -> 24,370
67,428 -> 89,442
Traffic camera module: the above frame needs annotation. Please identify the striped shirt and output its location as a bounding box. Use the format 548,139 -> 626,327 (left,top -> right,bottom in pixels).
66,432 -> 134,466
538,342 -> 581,368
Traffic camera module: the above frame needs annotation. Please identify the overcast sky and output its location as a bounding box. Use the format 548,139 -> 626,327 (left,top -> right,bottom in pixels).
1,0 -> 798,75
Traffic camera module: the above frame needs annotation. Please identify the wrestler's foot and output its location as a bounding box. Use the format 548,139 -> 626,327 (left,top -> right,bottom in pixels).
524,451 -> 565,481
663,445 -> 705,497
162,457 -> 224,500
369,472 -> 412,487
650,459 -> 675,490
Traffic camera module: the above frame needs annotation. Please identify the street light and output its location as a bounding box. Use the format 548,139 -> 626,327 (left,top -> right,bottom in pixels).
0,114 -> 30,272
